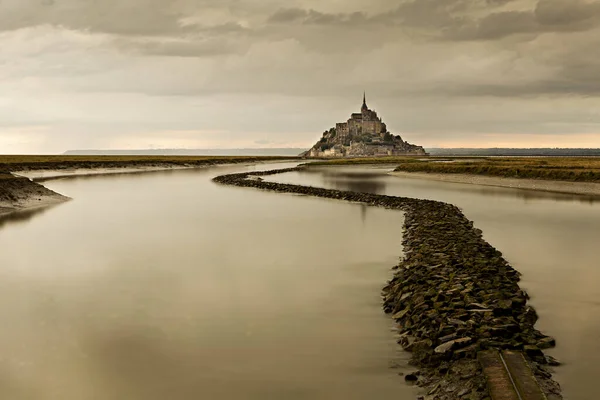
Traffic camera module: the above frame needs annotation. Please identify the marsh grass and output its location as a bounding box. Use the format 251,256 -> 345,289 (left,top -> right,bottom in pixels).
0,155 -> 296,171
392,157 -> 600,182
304,156 -> 600,182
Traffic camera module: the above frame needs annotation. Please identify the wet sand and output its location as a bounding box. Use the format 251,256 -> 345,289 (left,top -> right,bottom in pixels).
0,160 -> 295,215
389,171 -> 600,197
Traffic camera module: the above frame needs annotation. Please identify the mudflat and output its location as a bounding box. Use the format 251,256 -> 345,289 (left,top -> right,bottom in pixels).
389,171 -> 600,197
391,157 -> 600,183
0,155 -> 297,172
0,173 -> 68,215
302,156 -> 600,196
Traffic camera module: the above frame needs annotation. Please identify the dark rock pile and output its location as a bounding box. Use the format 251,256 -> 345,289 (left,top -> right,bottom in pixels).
384,199 -> 562,400
213,167 -> 562,400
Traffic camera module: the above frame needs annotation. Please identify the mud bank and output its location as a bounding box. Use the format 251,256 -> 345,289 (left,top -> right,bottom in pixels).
0,173 -> 68,215
390,171 -> 600,197
0,156 -> 294,173
0,157 -> 293,215
213,167 -> 563,400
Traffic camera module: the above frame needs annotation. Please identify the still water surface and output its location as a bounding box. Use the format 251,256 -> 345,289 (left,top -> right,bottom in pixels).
2,163 -> 598,400
0,164 -> 415,400
270,165 -> 600,400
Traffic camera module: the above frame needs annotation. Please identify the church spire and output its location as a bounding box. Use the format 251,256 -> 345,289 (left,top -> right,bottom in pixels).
362,92 -> 368,112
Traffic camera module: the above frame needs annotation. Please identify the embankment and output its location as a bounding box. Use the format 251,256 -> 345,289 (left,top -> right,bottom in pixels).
0,155 -> 296,173
390,171 -> 600,197
213,167 -> 563,400
392,157 -> 600,183
0,156 -> 295,215
0,173 -> 68,215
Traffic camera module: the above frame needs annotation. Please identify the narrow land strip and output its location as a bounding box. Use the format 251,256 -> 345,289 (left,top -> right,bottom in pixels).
389,157 -> 600,183
0,156 -> 295,215
0,173 -> 69,215
213,166 -> 563,400
389,171 -> 600,197
302,156 -> 600,196
0,155 -> 296,172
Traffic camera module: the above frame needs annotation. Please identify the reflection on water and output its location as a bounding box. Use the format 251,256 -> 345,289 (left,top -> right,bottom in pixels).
0,163 -> 415,400
360,204 -> 368,224
271,166 -> 600,400
0,206 -> 56,229
291,166 -> 600,204
302,169 -> 388,194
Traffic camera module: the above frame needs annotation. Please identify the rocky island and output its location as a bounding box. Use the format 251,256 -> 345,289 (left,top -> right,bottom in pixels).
302,94 -> 427,158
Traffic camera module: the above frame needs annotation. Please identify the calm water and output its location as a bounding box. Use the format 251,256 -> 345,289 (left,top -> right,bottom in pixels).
0,164 -> 416,400
270,165 -> 600,400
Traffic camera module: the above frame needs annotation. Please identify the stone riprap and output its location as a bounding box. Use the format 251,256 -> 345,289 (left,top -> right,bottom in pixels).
213,167 -> 562,400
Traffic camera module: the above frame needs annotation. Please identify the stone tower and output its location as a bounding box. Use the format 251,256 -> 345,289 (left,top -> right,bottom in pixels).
303,93 -> 427,158
361,92 -> 368,113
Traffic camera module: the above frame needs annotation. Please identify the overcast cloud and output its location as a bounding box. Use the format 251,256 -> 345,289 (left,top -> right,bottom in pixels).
1,0 -> 599,153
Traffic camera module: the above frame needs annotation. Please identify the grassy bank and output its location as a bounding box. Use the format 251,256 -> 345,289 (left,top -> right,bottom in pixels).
0,155 -> 297,172
392,157 -> 600,183
304,156 -> 600,183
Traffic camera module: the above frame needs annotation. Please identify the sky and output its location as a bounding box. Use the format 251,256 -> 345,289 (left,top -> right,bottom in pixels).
1,0 -> 600,153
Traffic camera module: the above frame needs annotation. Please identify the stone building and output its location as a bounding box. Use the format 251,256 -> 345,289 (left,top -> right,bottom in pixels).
303,93 -> 427,158
335,93 -> 387,143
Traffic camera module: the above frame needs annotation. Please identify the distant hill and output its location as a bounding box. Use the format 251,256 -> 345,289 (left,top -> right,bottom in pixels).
64,148 -> 308,156
426,148 -> 600,157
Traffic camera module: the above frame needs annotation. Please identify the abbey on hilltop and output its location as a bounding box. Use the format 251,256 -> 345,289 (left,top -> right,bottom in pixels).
302,93 -> 427,158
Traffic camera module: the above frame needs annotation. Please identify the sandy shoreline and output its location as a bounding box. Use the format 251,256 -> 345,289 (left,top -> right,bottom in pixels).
17,165 -> 196,182
1,160 -> 299,216
1,166 -> 206,216
17,159 -> 299,182
389,170 -> 600,197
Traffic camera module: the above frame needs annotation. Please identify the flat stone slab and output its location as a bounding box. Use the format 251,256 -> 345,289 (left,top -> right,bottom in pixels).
478,350 -> 547,400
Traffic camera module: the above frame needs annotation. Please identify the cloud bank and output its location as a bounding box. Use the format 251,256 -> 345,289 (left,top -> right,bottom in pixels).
1,0 -> 599,152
